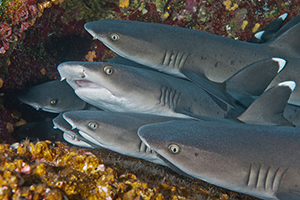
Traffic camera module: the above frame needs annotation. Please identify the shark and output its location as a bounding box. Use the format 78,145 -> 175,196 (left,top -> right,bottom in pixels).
62,111 -> 185,166
57,61 -> 229,119
138,120 -> 300,200
18,80 -> 89,113
57,61 -> 289,123
52,113 -> 97,148
84,16 -> 300,106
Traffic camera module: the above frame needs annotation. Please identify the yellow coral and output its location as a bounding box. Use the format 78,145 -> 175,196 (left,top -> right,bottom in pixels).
241,20 -> 248,30
161,11 -> 170,19
85,51 -> 97,62
223,0 -> 239,11
119,0 -> 130,8
252,23 -> 260,33
0,78 -> 3,88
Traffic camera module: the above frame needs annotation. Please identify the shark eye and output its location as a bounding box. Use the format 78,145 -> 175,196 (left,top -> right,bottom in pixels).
109,33 -> 120,41
103,66 -> 114,75
168,144 -> 180,154
50,99 -> 58,105
88,121 -> 99,130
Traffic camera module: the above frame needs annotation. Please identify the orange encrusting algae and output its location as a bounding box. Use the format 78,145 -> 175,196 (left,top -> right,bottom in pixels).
0,140 -> 242,200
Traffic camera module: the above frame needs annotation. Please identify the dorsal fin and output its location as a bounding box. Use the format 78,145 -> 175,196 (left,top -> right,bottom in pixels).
238,81 -> 296,126
226,57 -> 286,97
267,22 -> 300,57
251,13 -> 288,43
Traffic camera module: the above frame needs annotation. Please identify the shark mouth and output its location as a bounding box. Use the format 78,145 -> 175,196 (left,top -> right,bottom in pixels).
63,132 -> 95,148
78,130 -> 103,146
75,80 -> 100,88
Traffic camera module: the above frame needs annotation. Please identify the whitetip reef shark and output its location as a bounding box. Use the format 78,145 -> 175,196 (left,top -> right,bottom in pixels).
52,113 -> 97,148
138,120 -> 300,200
57,61 -> 291,124
18,80 -> 88,113
62,111 -> 186,166
57,61 -> 229,119
84,15 -> 300,106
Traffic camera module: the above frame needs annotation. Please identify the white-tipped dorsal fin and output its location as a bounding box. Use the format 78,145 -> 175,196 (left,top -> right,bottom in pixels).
278,81 -> 296,91
271,57 -> 286,73
254,31 -> 264,39
279,13 -> 288,20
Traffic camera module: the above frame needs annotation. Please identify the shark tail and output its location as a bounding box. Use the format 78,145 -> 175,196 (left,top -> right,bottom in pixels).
267,18 -> 300,57
251,13 -> 288,43
271,14 -> 300,41
237,81 -> 296,126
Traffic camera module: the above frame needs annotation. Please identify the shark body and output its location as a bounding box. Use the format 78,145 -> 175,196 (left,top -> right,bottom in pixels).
138,120 -> 300,200
57,61 -> 229,119
84,18 -> 300,106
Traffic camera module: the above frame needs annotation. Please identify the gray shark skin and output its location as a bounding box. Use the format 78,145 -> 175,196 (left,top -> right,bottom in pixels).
52,113 -> 97,148
138,120 -> 300,200
18,80 -> 87,113
57,61 -> 229,119
107,55 -> 151,70
109,55 -> 286,100
84,18 -> 300,106
62,111 -> 186,166
284,104 -> 300,126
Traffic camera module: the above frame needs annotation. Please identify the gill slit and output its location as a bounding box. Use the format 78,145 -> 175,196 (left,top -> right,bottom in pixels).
272,167 -> 288,191
264,167 -> 271,190
139,141 -> 151,153
162,50 -> 190,69
159,86 -> 182,110
246,164 -> 289,191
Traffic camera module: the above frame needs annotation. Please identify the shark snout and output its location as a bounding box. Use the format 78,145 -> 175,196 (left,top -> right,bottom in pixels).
57,62 -> 91,85
84,22 -> 105,39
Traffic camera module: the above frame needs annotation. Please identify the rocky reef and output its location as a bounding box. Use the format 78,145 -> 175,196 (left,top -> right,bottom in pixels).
0,0 -> 299,199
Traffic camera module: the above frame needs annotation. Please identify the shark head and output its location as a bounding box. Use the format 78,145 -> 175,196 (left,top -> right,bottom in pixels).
57,61 -> 187,117
62,111 -> 149,150
62,132 -> 96,148
62,110 -> 175,166
137,119 -> 255,187
52,113 -> 99,148
18,80 -> 87,113
84,20 -> 179,72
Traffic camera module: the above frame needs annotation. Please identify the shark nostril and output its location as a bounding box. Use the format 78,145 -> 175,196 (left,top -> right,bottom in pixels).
80,70 -> 86,78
